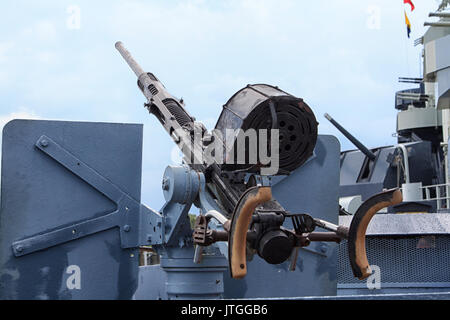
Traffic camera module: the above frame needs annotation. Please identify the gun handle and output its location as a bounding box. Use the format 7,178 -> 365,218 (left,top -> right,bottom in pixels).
348,188 -> 402,280
228,186 -> 272,279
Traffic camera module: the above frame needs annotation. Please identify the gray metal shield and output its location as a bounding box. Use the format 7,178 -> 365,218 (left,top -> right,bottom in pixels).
0,120 -> 143,299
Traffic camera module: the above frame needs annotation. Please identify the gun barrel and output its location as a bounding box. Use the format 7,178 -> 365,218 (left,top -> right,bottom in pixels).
115,41 -> 145,77
324,113 -> 376,160
115,41 -> 194,152
429,12 -> 450,18
115,41 -> 239,214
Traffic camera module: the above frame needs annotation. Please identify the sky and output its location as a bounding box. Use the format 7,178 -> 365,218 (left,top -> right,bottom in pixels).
0,0 -> 445,209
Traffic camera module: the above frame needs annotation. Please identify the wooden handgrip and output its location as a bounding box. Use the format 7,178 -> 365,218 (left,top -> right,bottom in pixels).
228,186 -> 272,279
348,188 -> 402,280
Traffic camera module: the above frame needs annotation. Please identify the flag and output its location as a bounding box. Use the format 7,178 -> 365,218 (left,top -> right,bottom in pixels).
404,11 -> 411,38
404,0 -> 415,11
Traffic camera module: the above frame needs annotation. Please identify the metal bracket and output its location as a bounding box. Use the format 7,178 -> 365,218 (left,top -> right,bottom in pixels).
11,135 -> 162,257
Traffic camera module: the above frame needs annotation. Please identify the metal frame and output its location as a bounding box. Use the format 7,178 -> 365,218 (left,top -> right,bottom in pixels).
12,135 -> 163,257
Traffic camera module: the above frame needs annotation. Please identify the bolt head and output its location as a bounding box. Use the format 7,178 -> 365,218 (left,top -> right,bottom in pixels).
162,178 -> 170,191
40,139 -> 48,147
16,245 -> 23,252
123,225 -> 131,232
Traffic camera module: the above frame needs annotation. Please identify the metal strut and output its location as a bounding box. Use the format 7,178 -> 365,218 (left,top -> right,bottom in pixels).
11,135 -> 162,257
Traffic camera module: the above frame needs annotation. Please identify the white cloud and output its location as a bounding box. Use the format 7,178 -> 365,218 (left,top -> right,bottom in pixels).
0,109 -> 41,153
22,20 -> 57,42
0,42 -> 14,63
192,74 -> 254,102
0,109 -> 41,131
35,51 -> 58,64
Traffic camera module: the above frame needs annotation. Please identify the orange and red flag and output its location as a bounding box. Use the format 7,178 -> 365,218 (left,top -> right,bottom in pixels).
404,0 -> 415,38
404,0 -> 415,11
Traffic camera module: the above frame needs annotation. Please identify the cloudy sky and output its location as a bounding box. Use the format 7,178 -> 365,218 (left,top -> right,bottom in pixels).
0,0 -> 444,209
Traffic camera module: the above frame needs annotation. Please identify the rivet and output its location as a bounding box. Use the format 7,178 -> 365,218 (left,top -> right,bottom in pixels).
40,139 -> 48,147
162,178 -> 170,191
123,225 -> 131,232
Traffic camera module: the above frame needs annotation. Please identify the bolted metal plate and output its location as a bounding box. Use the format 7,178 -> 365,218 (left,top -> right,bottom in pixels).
222,135 -> 340,298
0,120 -> 143,299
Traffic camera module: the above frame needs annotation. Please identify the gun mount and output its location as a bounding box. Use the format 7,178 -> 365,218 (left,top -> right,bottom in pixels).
115,42 -> 401,283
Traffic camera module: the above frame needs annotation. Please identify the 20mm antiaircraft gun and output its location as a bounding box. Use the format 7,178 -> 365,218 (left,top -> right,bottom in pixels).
114,42 -> 402,286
